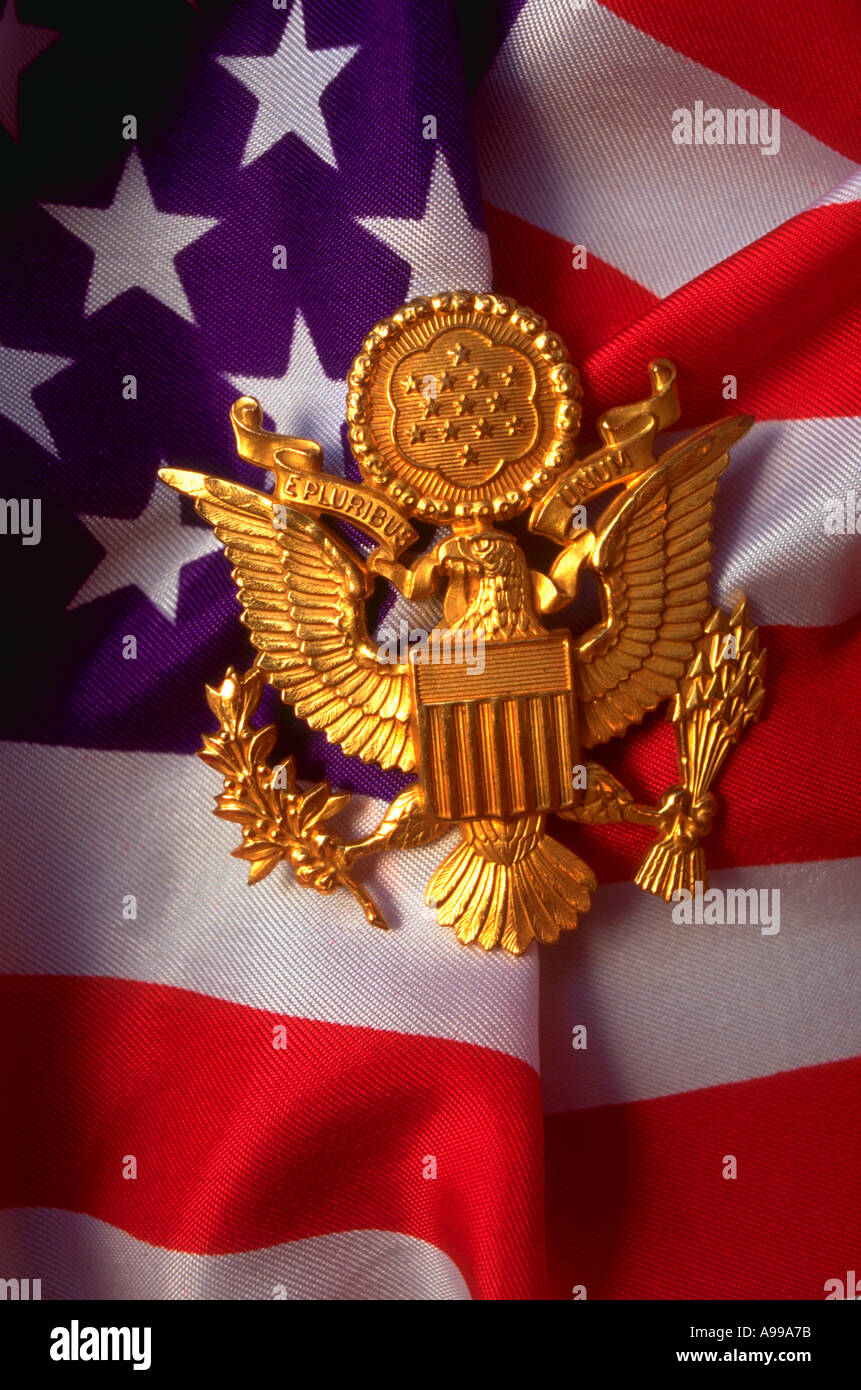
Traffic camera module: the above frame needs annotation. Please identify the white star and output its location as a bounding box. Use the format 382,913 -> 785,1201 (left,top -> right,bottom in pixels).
42,151 -> 219,322
228,311 -> 345,470
218,0 -> 358,169
357,151 -> 491,298
0,341 -> 72,455
69,477 -> 222,621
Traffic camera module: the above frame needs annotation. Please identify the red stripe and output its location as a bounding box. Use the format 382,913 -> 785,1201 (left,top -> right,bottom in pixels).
486,201 -> 861,426
554,618 -> 861,885
485,203 -> 659,361
602,0 -> 861,162
545,1057 -> 861,1299
0,976 -> 545,1299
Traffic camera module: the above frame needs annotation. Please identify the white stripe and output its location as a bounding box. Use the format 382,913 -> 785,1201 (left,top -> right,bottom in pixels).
0,745 -> 539,1068
541,859 -> 861,1114
811,167 -> 861,208
0,1209 -> 470,1300
710,416 -> 861,626
473,0 -> 858,295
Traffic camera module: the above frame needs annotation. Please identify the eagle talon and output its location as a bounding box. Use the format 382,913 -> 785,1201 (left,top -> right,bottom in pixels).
655,787 -> 716,847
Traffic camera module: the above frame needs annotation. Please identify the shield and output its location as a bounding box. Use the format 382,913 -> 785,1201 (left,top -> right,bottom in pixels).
410,629 -> 583,820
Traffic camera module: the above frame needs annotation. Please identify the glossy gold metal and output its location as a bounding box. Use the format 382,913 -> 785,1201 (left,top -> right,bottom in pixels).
346,290 -> 581,522
159,290 -> 765,955
200,667 -> 388,927
634,598 -> 765,898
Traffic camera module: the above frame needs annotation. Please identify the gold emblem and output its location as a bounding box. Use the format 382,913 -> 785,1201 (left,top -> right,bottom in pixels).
350,296 -> 578,502
160,291 -> 765,955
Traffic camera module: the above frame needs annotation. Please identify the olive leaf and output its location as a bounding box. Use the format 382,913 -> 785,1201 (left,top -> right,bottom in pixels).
198,664 -> 383,924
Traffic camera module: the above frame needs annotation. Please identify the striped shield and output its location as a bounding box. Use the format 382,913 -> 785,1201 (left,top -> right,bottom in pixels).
410,629 -> 583,821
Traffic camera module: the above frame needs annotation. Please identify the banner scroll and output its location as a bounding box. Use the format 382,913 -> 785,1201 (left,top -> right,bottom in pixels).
530,358 -> 682,542
230,397 -> 417,560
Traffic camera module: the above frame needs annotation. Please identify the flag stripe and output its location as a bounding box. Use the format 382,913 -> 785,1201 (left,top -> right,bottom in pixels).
485,200 -> 861,425
710,420 -> 861,628
581,204 -> 861,426
473,0 -> 858,296
0,1209 -> 471,1301
540,858 -> 861,1115
0,975 -> 545,1299
0,744 -> 538,1064
485,203 -> 661,361
545,1057 -> 861,1299
602,0 -> 861,162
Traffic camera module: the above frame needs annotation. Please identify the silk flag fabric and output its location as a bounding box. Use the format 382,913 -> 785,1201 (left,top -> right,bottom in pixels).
0,0 -> 858,1300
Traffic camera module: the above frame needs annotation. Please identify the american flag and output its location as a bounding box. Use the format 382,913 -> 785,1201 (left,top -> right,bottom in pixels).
0,0 -> 858,1301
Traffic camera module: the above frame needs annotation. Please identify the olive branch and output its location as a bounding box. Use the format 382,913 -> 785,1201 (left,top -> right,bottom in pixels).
198,666 -> 387,928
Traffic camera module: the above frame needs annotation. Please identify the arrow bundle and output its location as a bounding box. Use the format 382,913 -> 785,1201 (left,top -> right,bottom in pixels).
635,599 -> 766,901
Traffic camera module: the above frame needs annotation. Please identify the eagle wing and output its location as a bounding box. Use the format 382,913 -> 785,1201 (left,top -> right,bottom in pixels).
576,421 -> 746,747
159,469 -> 416,773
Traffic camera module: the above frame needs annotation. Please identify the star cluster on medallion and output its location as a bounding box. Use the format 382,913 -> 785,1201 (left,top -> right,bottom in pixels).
400,349 -> 525,460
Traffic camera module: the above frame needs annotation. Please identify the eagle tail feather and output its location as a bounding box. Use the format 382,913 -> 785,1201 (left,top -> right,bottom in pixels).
426,815 -> 596,955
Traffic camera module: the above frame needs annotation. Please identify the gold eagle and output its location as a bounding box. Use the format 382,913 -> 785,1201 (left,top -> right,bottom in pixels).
161,406 -> 754,954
